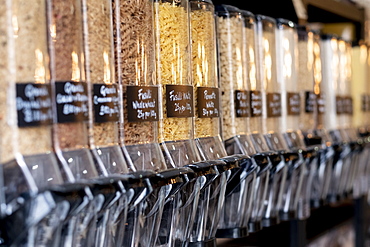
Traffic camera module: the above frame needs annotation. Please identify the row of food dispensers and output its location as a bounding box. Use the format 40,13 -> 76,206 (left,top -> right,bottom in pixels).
0,0 -> 369,246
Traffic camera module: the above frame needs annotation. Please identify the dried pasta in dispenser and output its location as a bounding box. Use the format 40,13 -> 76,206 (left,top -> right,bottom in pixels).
215,5 -> 250,155
113,0 -> 166,171
154,0 -> 201,167
190,0 -> 227,159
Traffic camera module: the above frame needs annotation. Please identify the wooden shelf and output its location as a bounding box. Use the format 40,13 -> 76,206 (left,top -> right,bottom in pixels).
303,0 -> 365,23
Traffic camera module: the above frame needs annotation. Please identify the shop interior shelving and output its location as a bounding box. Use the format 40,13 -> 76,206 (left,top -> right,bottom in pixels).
212,0 -> 365,42
211,0 -> 369,246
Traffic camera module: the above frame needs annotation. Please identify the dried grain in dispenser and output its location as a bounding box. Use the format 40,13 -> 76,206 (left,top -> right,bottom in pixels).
82,0 -> 130,175
215,5 -> 251,155
0,0 -> 64,188
297,26 -> 317,135
49,0 -> 99,180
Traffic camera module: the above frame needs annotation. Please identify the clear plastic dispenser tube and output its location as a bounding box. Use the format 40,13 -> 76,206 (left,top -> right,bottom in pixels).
188,0 -> 236,246
240,9 -> 289,231
81,0 -> 137,245
319,34 -> 351,204
336,39 -> 359,201
306,30 -> 335,209
275,18 -> 316,221
254,14 -> 294,227
351,43 -> 370,199
0,0 -> 67,245
48,0 -> 130,246
215,5 -> 252,156
295,25 -> 324,219
154,0 -> 201,167
112,1 -> 194,247
152,0 -> 208,246
211,5 -> 259,238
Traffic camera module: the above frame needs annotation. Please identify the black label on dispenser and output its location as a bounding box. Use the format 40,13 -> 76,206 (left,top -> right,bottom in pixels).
197,87 -> 220,118
336,96 -> 344,115
16,83 -> 53,127
287,92 -> 301,115
126,85 -> 159,122
343,96 -> 353,115
305,91 -> 316,113
250,90 -> 262,117
317,94 -> 325,114
93,84 -> 120,123
362,94 -> 368,112
235,90 -> 250,117
266,93 -> 281,117
166,85 -> 194,118
55,81 -> 89,123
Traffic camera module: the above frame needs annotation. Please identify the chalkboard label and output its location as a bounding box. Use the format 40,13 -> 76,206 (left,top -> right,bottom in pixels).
362,94 -> 368,112
336,96 -> 344,115
317,94 -> 325,114
197,87 -> 220,118
342,96 -> 353,115
16,83 -> 52,127
267,93 -> 281,117
55,81 -> 89,123
93,84 -> 119,123
126,85 -> 159,122
166,85 -> 194,118
250,90 -> 262,117
235,90 -> 250,117
305,91 -> 316,113
287,92 -> 301,115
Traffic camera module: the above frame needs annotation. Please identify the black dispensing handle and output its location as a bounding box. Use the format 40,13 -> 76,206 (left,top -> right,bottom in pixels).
156,167 -> 196,199
304,135 -> 323,147
224,157 -> 255,197
47,182 -> 92,218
